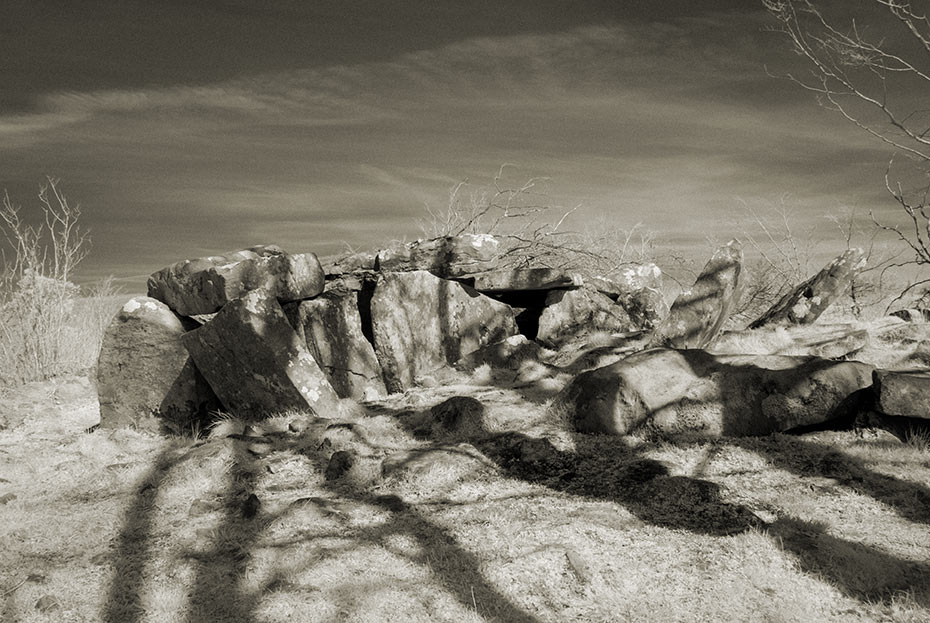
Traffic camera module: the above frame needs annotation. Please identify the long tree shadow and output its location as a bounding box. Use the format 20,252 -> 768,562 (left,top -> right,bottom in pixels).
103,449 -> 182,623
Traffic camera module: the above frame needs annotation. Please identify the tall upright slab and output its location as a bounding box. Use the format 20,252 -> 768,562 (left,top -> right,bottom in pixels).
649,240 -> 743,349
181,289 -> 340,418
97,296 -> 220,433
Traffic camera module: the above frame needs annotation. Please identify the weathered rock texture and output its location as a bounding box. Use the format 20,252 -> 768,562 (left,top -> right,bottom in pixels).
370,270 -> 518,391
891,308 -> 930,323
537,286 -> 635,347
649,240 -> 743,349
709,323 -> 870,360
376,235 -> 502,277
182,289 -> 340,418
286,291 -> 386,401
470,268 -> 581,292
554,348 -> 874,439
749,248 -> 866,329
97,297 -> 220,432
589,264 -> 667,330
874,369 -> 930,420
148,245 -> 325,316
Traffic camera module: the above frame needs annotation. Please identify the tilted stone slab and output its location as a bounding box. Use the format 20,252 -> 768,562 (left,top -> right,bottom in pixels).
709,323 -> 870,360
470,268 -> 581,292
553,348 -> 874,439
649,240 -> 743,349
286,291 -> 387,401
375,234 -> 502,278
148,244 -> 325,316
181,289 -> 340,418
537,285 -> 636,347
874,369 -> 930,420
370,270 -> 518,392
97,296 -> 220,433
749,248 -> 866,329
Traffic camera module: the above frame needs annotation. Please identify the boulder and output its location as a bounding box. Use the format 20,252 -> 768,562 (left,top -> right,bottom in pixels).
553,348 -> 874,439
370,270 -> 518,392
470,267 -> 581,292
588,264 -> 667,330
649,240 -> 743,349
320,250 -> 377,277
430,396 -> 490,440
749,248 -> 866,329
148,245 -> 324,316
375,234 -> 502,277
874,369 -> 930,420
285,291 -> 386,401
181,289 -> 340,418
537,285 -> 636,347
96,297 -> 220,433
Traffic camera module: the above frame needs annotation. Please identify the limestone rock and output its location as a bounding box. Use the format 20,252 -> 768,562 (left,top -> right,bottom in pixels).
431,396 -> 489,440
874,369 -> 930,420
97,296 -> 220,433
589,264 -> 667,330
370,270 -> 518,392
749,248 -> 866,329
649,240 -> 743,349
470,268 -> 581,292
537,285 -> 635,347
181,289 -> 340,418
320,250 -> 377,276
286,291 -> 386,401
375,235 -> 502,278
553,348 -> 874,438
148,245 -> 324,316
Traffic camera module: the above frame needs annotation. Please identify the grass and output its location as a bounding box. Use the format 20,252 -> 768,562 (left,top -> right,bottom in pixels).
1,360 -> 928,623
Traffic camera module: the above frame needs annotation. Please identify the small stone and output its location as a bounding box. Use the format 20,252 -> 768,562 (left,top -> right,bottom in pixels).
325,450 -> 356,481
0,493 -> 17,504
35,595 -> 60,612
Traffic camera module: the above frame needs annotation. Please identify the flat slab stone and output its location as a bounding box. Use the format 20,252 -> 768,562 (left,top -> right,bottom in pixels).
649,240 -> 743,349
97,296 -> 220,433
710,323 -> 870,359
470,268 -> 581,292
181,289 -> 340,418
370,270 -> 518,392
553,348 -> 874,439
375,234 -> 502,278
875,369 -> 930,420
286,291 -> 387,401
148,245 -> 324,316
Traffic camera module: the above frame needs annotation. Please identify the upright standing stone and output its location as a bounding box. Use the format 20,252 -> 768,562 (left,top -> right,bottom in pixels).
97,297 -> 220,433
749,248 -> 866,329
370,270 -> 518,392
181,289 -> 340,418
148,245 -> 325,316
287,291 -> 387,401
649,240 -> 743,349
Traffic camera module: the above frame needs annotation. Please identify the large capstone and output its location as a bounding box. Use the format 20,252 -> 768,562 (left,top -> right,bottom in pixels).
181,289 -> 340,418
96,296 -> 220,433
553,347 -> 874,439
375,235 -> 502,278
649,240 -> 743,349
370,270 -> 518,392
148,245 -> 324,316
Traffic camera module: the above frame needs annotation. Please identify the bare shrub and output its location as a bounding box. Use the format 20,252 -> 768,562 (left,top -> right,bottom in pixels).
419,164 -> 657,282
0,178 -> 115,387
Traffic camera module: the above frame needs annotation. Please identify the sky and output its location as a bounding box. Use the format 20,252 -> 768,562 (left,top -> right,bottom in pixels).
0,0 -> 913,288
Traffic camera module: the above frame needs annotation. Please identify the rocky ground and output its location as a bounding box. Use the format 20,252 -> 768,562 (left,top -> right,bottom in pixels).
1,326 -> 929,622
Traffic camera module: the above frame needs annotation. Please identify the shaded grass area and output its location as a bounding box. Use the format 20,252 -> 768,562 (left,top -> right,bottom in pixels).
1,376 -> 929,623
